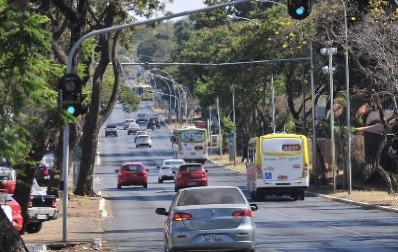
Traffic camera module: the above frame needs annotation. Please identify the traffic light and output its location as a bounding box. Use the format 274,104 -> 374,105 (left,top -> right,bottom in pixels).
138,87 -> 144,95
58,74 -> 88,117
288,0 -> 311,20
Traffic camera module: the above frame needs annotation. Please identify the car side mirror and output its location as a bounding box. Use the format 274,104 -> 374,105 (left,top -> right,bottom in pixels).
155,207 -> 168,216
146,168 -> 149,172
250,203 -> 258,211
157,166 -> 160,169
205,170 -> 208,172
115,169 -> 119,173
172,171 -> 176,174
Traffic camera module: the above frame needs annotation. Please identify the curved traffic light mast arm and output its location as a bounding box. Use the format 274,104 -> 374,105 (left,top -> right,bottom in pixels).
66,0 -> 253,74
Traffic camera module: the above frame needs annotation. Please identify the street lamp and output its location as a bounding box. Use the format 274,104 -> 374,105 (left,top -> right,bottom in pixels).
321,45 -> 337,193
226,14 -> 260,25
340,0 -> 352,195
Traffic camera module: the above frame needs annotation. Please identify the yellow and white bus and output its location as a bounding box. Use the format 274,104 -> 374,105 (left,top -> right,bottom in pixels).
171,127 -> 208,164
246,133 -> 310,201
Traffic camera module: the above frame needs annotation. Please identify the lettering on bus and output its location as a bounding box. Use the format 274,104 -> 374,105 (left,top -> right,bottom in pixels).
282,144 -> 301,151
181,131 -> 205,142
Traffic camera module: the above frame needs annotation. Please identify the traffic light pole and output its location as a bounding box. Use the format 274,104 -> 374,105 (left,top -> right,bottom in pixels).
62,0 -> 253,242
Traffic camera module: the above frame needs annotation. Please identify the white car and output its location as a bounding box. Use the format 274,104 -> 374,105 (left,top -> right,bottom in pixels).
157,159 -> 185,183
134,130 -> 148,142
136,135 -> 152,148
124,119 -> 135,130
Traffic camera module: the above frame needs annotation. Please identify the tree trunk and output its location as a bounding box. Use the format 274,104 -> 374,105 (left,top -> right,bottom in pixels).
0,207 -> 27,252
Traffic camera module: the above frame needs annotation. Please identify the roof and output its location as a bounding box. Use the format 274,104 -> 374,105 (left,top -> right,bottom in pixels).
355,123 -> 393,135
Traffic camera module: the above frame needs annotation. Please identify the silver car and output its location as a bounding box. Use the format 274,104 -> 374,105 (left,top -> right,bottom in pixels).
156,186 -> 258,252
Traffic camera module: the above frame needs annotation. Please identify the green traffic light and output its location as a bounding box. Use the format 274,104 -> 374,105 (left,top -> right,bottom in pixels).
66,106 -> 76,115
296,7 -> 304,15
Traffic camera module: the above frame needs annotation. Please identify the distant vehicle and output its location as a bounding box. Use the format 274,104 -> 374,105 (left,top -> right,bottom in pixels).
155,186 -> 258,252
105,124 -> 118,137
147,116 -> 160,129
0,189 -> 23,234
27,180 -> 58,233
136,113 -> 148,123
157,159 -> 185,183
0,166 -> 16,194
246,133 -> 310,201
124,119 -> 135,129
174,163 -> 208,192
134,130 -> 148,143
127,123 -> 141,135
171,127 -> 208,164
35,153 -> 54,186
116,162 -> 148,189
136,135 -> 152,148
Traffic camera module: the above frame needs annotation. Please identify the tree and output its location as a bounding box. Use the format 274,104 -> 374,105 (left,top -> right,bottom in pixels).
31,0 -> 165,196
0,0 -> 62,249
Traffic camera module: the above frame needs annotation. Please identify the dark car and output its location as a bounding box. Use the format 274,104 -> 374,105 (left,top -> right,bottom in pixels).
147,116 -> 160,129
174,163 -> 208,192
34,153 -> 54,186
105,124 -> 118,137
116,162 -> 148,189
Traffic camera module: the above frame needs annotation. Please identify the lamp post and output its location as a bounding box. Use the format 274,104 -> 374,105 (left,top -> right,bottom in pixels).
341,0 -> 352,195
321,45 -> 337,193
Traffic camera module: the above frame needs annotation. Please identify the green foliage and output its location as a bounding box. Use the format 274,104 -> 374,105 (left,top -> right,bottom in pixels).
0,2 -> 61,162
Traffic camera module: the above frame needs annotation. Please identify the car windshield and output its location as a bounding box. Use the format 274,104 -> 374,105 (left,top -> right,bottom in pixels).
122,165 -> 143,171
165,161 -> 184,166
177,188 -> 246,206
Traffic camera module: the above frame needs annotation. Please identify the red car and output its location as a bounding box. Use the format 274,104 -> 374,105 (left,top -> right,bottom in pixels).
117,162 -> 148,189
0,189 -> 23,233
174,163 -> 208,192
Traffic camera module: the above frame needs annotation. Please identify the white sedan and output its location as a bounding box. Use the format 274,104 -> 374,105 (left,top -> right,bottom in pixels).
157,159 -> 185,183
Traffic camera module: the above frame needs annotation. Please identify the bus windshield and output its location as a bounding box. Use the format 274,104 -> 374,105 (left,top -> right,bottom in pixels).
180,130 -> 205,143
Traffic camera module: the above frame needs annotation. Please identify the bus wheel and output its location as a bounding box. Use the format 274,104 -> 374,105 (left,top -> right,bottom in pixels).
254,191 -> 262,202
292,191 -> 299,201
299,189 -> 305,200
250,191 -> 255,201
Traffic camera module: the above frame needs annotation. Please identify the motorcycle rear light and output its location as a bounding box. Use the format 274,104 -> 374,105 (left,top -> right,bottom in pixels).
232,209 -> 253,217
173,212 -> 192,221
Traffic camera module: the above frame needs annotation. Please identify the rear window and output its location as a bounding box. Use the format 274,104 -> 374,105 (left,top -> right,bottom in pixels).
122,165 -> 143,171
179,165 -> 202,172
177,188 -> 246,206
165,160 -> 184,166
107,125 -> 117,128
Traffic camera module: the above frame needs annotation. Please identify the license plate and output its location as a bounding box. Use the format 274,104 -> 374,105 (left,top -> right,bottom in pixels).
187,182 -> 196,186
201,235 -> 224,243
37,214 -> 47,220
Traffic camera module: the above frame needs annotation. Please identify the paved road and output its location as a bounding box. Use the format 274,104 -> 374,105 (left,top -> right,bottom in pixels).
94,102 -> 398,252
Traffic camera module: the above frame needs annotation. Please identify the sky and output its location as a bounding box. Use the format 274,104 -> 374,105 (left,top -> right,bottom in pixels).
164,0 -> 207,14
135,0 -> 207,21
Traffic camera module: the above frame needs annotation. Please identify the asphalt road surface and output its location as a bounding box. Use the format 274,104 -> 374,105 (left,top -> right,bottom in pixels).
94,102 -> 398,252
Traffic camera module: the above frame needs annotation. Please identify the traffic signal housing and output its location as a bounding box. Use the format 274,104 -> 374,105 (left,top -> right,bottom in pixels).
288,0 -> 311,20
138,87 -> 144,95
58,74 -> 88,117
